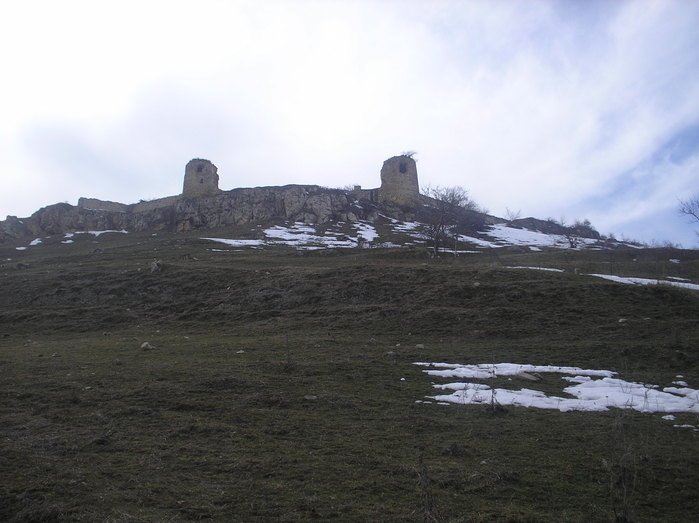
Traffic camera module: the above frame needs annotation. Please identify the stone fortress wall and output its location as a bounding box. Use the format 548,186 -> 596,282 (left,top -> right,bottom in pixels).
378,155 -> 420,206
76,155 -> 420,217
1,154 -> 422,241
77,198 -> 129,213
182,159 -> 222,198
131,196 -> 181,213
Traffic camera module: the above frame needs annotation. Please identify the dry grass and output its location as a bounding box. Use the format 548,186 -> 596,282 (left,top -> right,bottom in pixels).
1,231 -> 698,520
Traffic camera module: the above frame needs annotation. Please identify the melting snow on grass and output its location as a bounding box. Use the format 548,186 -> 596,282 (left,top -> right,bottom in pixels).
414,362 -> 699,414
263,223 -> 355,248
203,238 -> 264,248
84,230 -> 128,237
467,224 -> 600,249
505,266 -> 565,273
391,221 -> 427,241
354,222 -> 378,242
205,221 -> 379,250
457,234 -> 500,248
589,274 -> 699,291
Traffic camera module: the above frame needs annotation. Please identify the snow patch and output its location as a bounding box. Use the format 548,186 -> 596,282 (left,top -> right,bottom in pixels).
415,362 -> 615,380
589,274 -> 699,291
203,238 -> 264,247
203,222 -> 371,250
355,222 -> 378,242
484,224 -> 598,248
264,223 -> 356,248
505,266 -> 565,273
84,230 -> 128,237
457,234 -> 501,248
415,362 -> 699,414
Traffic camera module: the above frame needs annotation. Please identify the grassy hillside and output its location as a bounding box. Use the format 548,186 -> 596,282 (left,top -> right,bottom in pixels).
1,231 -> 698,521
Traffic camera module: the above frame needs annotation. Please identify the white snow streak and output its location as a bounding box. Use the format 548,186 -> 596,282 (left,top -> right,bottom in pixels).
589,274 -> 699,291
85,230 -> 128,237
415,362 -> 699,414
505,266 -> 565,273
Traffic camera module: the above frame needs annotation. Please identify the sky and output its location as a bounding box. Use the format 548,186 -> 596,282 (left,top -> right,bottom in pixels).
1,0 -> 698,246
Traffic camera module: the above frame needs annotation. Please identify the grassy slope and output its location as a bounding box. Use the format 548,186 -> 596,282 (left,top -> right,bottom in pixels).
1,231 -> 698,521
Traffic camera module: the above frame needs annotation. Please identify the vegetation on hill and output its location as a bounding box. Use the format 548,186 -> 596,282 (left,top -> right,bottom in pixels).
1,231 -> 698,521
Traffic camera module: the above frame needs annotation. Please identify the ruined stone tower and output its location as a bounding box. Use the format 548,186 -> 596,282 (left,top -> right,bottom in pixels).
378,155 -> 419,206
182,159 -> 221,198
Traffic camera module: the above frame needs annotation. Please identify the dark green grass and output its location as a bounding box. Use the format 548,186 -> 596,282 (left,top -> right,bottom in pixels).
1,232 -> 698,521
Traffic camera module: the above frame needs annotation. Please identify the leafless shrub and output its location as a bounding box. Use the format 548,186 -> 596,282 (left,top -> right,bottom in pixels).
505,207 -> 521,221
420,185 -> 485,256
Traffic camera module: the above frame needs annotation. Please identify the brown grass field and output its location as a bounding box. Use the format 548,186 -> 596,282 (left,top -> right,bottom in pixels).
1,230 -> 698,521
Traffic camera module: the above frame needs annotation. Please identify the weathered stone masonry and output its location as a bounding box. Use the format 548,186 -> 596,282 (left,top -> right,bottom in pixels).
0,155 -> 422,241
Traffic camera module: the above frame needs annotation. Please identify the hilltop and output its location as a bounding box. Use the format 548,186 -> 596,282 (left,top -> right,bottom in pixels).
1,155 -> 613,252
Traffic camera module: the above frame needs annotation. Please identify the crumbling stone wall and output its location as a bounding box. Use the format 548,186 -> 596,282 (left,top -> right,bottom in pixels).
131,196 -> 180,213
78,198 -> 129,213
1,156 -> 419,241
378,155 -> 419,206
183,159 -> 221,198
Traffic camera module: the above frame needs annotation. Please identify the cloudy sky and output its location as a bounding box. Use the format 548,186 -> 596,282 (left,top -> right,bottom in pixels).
1,0 -> 698,245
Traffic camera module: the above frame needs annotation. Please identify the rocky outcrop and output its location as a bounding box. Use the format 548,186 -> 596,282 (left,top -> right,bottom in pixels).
0,216 -> 31,243
0,185 -> 381,242
1,155 -> 431,242
175,185 -> 375,232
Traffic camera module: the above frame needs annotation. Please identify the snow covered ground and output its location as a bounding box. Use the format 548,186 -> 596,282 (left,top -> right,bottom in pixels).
14,230 -> 129,250
505,266 -> 565,273
482,224 -> 599,249
84,229 -> 128,237
414,362 -> 699,419
385,220 -> 606,250
6,218 -> 689,260
205,221 -> 380,250
500,267 -> 699,292
589,274 -> 699,291
202,238 -> 265,248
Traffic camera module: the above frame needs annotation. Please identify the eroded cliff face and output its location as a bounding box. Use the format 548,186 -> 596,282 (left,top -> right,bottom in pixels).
0,185 -> 383,242
175,185 -> 379,232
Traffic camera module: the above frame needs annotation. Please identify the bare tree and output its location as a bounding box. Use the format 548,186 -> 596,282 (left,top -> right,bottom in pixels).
421,185 -> 479,256
679,195 -> 699,223
505,207 -> 521,221
562,218 -> 600,248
